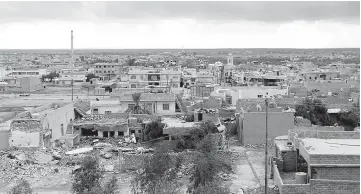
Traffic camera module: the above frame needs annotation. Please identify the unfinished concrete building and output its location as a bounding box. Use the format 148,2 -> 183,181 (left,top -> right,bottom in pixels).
272,130 -> 360,194
70,113 -> 130,138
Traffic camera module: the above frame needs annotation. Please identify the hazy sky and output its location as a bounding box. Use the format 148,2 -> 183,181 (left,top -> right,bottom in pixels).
0,1 -> 359,49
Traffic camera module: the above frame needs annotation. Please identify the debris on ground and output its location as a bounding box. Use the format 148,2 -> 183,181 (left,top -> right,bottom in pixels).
65,147 -> 93,155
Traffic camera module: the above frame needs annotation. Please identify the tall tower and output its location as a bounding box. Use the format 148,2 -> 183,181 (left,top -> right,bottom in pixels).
70,30 -> 74,72
227,53 -> 233,65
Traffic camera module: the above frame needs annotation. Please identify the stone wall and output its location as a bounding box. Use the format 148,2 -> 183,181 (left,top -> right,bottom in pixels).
310,179 -> 360,194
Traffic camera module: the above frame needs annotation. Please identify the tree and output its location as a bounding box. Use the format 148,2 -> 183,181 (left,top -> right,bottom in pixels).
86,73 -> 99,82
131,149 -> 183,194
338,106 -> 360,131
144,119 -> 165,140
41,72 -> 60,82
187,135 -> 233,193
72,156 -> 103,194
295,98 -> 331,126
7,179 -> 33,194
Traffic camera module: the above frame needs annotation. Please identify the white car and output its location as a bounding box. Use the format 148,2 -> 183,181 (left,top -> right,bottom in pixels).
19,93 -> 30,97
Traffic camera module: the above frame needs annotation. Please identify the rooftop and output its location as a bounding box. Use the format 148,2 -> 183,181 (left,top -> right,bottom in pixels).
72,114 -> 128,125
301,138 -> 360,155
119,93 -> 176,102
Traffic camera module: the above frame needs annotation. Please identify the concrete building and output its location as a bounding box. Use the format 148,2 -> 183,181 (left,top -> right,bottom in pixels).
301,71 -> 341,81
127,69 -> 181,88
119,93 -> 179,115
1,77 -> 43,93
190,84 -> 215,98
210,86 -> 289,106
71,113 -> 129,138
93,63 -> 123,81
272,130 -> 360,194
7,68 -> 47,78
238,110 -> 295,145
10,102 -> 76,148
90,100 -> 122,114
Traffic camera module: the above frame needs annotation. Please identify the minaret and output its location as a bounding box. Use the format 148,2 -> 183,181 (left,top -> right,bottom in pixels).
71,30 -> 74,72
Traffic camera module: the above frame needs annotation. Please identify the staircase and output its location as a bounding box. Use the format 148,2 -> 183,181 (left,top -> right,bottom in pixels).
175,94 -> 188,114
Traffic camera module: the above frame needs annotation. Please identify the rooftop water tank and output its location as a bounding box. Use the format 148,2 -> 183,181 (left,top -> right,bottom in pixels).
295,172 -> 307,184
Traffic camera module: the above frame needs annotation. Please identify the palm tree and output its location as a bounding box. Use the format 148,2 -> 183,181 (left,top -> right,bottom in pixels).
132,92 -> 142,114
129,93 -> 151,115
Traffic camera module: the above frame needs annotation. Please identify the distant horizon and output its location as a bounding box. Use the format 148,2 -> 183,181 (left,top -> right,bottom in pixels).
0,48 -> 359,50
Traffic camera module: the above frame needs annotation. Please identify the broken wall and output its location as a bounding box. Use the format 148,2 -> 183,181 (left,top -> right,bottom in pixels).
10,131 -> 41,147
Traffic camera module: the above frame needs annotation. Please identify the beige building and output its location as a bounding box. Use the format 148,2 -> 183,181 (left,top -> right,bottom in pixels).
93,63 -> 123,81
1,77 -> 43,93
127,69 -> 181,88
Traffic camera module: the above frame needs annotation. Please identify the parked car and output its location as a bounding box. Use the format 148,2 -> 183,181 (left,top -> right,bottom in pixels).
19,93 -> 30,97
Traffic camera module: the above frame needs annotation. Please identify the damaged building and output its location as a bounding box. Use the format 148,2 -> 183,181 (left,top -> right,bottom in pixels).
70,113 -> 130,138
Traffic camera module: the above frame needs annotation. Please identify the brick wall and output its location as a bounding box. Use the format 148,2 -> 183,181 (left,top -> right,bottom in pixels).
317,131 -> 360,139
282,184 -> 310,194
310,155 -> 360,165
313,167 -> 360,181
310,179 -> 360,194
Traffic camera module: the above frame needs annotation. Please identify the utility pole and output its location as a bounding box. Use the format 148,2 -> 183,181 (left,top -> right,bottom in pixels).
71,79 -> 74,101
265,98 -> 269,194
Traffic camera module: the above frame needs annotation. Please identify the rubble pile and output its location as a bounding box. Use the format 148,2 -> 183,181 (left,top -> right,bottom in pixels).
218,151 -> 244,163
244,143 -> 274,149
0,149 -> 70,189
246,185 -> 280,194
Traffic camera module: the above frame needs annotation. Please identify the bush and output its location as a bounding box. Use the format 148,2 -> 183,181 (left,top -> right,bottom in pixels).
144,120 -> 165,141
71,156 -> 103,194
131,150 -> 183,194
188,134 -> 233,193
7,179 -> 33,194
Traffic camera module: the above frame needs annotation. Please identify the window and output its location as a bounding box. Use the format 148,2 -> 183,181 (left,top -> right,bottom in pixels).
103,131 -> 109,138
128,104 -> 135,110
112,66 -> 115,68
258,95 -> 263,98
112,71 -> 114,73
93,108 -> 98,114
104,66 -> 106,68
163,103 -> 169,110
108,71 -> 110,73
131,75 -> 136,79
109,131 -> 115,137
131,84 -> 136,88
95,71 -> 98,73
104,71 -> 107,73
131,130 -> 135,134
138,130 -> 141,133
118,131 -> 124,136
105,111 -> 111,114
